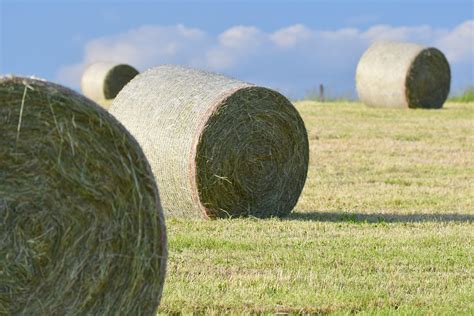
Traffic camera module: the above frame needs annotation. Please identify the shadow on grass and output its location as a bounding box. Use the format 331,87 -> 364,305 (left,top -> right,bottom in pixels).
286,211 -> 474,223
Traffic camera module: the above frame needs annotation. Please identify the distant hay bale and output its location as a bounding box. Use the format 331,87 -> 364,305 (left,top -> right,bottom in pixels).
356,41 -> 451,109
81,62 -> 139,109
110,65 -> 309,219
0,76 -> 166,314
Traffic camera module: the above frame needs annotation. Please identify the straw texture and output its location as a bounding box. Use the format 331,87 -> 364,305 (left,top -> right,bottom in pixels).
81,62 -> 139,109
110,65 -> 309,219
356,41 -> 451,109
0,76 -> 166,315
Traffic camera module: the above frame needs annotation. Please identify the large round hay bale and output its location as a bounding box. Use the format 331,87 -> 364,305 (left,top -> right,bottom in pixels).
0,76 -> 166,314
110,65 -> 309,219
81,62 -> 139,109
356,41 -> 451,109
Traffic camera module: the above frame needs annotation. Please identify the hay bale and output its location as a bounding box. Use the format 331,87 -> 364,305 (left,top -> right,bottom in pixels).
0,76 -> 167,314
110,65 -> 309,219
81,62 -> 139,109
356,41 -> 451,109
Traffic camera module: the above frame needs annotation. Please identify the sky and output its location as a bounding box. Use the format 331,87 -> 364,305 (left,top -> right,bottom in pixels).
1,0 -> 473,99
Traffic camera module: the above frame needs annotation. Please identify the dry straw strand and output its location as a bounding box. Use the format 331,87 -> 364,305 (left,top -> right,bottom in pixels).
110,65 -> 309,219
81,62 -> 139,109
0,76 -> 166,315
356,41 -> 450,109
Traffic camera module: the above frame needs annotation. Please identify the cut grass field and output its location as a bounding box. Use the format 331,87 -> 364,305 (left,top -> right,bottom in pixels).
158,101 -> 474,314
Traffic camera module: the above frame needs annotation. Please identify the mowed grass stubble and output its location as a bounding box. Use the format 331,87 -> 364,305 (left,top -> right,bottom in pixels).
159,101 -> 473,314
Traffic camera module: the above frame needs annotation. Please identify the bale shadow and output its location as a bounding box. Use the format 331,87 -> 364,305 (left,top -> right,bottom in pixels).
286,211 -> 474,223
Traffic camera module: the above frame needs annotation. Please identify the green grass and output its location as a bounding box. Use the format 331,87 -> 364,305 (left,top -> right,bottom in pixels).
450,87 -> 474,102
158,101 -> 474,315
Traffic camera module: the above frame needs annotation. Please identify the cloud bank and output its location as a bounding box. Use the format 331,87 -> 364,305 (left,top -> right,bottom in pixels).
58,20 -> 473,98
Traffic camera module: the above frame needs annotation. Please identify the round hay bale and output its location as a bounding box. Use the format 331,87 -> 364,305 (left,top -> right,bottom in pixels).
0,76 -> 166,314
81,62 -> 139,109
356,41 -> 451,109
110,65 -> 309,219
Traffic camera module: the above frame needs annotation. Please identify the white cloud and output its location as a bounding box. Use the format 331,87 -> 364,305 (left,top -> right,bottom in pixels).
218,25 -> 263,49
206,26 -> 266,69
271,24 -> 312,48
57,24 -> 209,86
57,20 -> 474,97
436,20 -> 474,63
362,24 -> 438,43
83,24 -> 207,66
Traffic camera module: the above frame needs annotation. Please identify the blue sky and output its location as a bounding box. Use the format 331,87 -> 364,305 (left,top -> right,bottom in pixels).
1,0 -> 473,99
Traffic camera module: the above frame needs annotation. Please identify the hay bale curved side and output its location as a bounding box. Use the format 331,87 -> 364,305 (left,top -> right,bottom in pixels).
0,76 -> 166,315
110,65 -> 309,219
81,62 -> 139,109
356,41 -> 450,109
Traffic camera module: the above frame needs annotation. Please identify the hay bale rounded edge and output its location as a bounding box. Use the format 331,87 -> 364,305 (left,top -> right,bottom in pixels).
0,76 -> 167,315
110,65 -> 309,219
356,41 -> 451,109
81,62 -> 139,109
